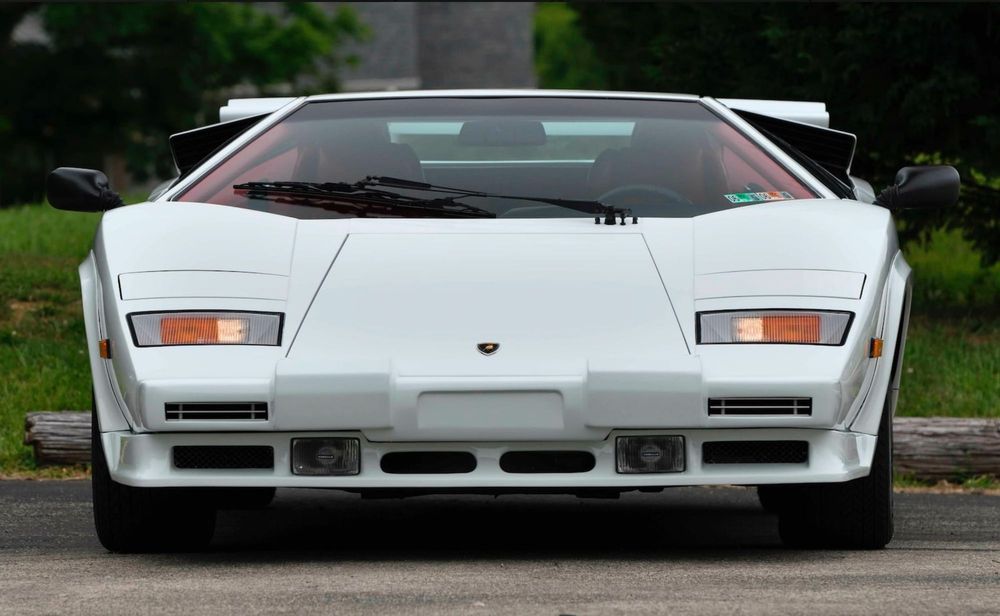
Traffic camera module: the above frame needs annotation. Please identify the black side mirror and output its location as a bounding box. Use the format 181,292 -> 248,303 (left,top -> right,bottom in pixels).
874,165 -> 960,210
46,167 -> 125,212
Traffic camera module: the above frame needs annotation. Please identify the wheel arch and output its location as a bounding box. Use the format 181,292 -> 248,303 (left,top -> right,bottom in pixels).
850,250 -> 912,435
80,252 -> 132,433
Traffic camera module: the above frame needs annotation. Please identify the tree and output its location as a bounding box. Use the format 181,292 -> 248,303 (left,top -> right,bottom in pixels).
0,2 -> 363,205
563,3 -> 1000,263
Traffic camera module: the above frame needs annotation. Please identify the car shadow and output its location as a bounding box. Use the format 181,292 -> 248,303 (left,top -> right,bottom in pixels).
175,486 -> 824,564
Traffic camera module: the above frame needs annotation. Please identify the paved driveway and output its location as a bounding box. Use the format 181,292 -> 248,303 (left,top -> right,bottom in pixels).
0,481 -> 997,614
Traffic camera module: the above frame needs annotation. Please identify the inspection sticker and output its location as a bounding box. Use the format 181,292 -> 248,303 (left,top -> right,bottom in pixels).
724,191 -> 795,204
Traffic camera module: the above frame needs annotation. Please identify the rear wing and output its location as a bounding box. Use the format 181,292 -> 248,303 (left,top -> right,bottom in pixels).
168,98 -> 296,175
718,98 -> 829,128
219,97 -> 296,122
719,98 -> 857,189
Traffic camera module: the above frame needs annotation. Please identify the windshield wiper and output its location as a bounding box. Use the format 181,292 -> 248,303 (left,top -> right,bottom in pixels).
233,181 -> 497,219
235,178 -> 638,225
362,176 -> 637,225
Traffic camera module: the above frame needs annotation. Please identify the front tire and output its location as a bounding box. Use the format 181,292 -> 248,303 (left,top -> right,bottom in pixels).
213,487 -> 276,510
91,397 -> 216,552
777,397 -> 894,549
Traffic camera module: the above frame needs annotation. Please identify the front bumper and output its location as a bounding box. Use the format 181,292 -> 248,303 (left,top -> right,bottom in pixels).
103,428 -> 877,489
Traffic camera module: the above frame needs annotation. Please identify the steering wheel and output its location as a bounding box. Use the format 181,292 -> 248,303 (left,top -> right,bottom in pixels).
597,184 -> 692,209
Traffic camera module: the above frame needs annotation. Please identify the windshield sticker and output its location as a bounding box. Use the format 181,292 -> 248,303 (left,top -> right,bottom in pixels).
724,191 -> 795,204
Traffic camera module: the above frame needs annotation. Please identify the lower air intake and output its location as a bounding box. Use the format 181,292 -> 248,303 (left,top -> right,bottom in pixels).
380,452 -> 477,474
173,446 -> 274,469
500,451 -> 596,474
702,441 -> 808,465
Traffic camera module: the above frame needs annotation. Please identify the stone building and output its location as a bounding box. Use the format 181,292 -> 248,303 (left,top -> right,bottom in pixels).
338,2 -> 536,91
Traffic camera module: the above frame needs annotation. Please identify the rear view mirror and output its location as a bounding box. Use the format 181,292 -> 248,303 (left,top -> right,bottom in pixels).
458,120 -> 547,146
874,165 -> 960,210
46,167 -> 124,212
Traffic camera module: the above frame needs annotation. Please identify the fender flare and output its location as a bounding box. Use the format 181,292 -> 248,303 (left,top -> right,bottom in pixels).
850,250 -> 912,435
80,252 -> 131,432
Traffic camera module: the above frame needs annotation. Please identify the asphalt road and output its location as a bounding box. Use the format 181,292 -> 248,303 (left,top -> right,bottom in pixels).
0,481 -> 997,615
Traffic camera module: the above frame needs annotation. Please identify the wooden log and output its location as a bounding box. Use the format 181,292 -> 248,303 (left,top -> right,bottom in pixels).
24,411 -> 91,466
21,412 -> 1000,479
893,417 -> 1000,481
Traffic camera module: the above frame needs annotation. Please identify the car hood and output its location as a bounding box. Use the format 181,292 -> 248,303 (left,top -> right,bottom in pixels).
97,198 -> 897,358
285,231 -> 689,372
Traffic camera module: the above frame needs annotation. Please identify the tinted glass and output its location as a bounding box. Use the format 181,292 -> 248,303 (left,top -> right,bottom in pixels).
177,97 -> 817,219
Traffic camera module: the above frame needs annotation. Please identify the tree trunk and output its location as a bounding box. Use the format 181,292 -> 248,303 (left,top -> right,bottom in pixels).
24,412 -> 90,466
893,417 -> 1000,481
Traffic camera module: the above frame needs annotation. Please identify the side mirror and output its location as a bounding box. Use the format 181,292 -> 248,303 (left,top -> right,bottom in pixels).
874,165 -> 960,210
46,167 -> 124,212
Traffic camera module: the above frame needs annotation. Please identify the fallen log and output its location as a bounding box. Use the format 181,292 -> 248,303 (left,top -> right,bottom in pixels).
24,411 -> 91,466
893,417 -> 1000,481
22,412 -> 1000,480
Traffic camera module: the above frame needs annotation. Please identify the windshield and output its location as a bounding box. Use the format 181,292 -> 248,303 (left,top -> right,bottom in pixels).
176,97 -> 818,219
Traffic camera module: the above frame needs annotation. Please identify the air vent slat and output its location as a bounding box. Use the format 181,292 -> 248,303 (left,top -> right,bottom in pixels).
708,397 -> 811,416
165,402 -> 268,421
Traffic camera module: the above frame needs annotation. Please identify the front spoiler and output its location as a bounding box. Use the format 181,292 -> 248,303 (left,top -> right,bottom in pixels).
104,428 -> 877,489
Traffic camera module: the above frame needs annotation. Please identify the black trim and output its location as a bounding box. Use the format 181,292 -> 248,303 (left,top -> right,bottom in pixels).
732,109 -> 856,197
125,310 -> 284,348
169,114 -> 268,176
695,309 -> 855,346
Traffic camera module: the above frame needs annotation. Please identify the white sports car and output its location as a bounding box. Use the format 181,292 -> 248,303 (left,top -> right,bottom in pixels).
48,90 -> 958,552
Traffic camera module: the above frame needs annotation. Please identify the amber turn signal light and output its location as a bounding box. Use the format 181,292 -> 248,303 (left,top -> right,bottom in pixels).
127,311 -> 282,347
698,310 -> 852,345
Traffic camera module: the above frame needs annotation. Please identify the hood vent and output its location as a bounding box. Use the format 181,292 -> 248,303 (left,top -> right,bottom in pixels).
165,402 -> 268,421
708,397 -> 811,416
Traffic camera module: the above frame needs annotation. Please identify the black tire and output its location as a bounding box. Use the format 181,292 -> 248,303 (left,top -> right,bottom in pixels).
212,487 -> 276,510
92,395 -> 216,553
757,485 -> 796,514
777,396 -> 894,549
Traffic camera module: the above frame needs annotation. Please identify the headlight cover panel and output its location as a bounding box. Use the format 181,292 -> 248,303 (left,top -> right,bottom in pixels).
128,311 -> 283,347
697,310 -> 853,345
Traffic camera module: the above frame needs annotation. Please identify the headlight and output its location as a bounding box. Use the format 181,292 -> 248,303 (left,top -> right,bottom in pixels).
697,310 -> 852,345
128,311 -> 283,347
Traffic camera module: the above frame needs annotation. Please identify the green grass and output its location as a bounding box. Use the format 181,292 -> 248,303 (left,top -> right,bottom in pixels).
907,228 -> 1000,315
0,205 -> 997,473
897,316 -> 999,417
0,205 -> 101,471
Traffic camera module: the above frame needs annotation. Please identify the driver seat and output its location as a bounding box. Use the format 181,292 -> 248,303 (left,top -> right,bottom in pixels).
587,121 -> 721,204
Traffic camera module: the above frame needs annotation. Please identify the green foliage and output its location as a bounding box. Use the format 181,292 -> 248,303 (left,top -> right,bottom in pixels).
534,3 -> 606,90
565,2 -> 1000,263
0,205 -> 100,471
897,316 -> 999,419
0,2 -> 363,205
906,229 -> 1000,315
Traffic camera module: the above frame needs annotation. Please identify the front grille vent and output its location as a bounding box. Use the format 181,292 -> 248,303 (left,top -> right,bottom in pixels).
702,441 -> 808,465
173,445 -> 274,469
500,451 -> 596,474
708,397 -> 812,416
165,402 -> 268,421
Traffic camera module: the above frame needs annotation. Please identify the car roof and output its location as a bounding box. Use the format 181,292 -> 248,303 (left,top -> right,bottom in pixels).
303,89 -> 702,103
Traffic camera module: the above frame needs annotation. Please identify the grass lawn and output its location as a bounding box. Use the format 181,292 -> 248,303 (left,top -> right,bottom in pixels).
0,204 -> 997,473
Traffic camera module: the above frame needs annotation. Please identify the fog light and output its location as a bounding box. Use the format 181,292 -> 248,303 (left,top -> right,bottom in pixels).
616,436 -> 685,473
291,438 -> 360,476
